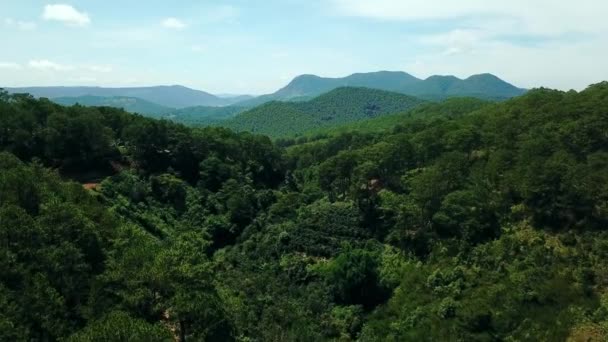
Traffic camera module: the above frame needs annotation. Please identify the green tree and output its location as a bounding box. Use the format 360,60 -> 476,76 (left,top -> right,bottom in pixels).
67,311 -> 172,342
315,246 -> 389,310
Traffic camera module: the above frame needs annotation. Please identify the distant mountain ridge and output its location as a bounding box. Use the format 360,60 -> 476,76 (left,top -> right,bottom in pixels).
53,95 -> 173,116
5,85 -> 245,108
4,71 -> 526,118
237,71 -> 526,107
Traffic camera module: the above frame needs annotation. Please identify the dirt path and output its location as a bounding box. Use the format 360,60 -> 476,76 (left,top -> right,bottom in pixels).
82,183 -> 100,190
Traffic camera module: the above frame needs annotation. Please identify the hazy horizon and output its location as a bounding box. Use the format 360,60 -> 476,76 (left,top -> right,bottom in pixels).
1,1 -> 607,93
3,71 -> 528,96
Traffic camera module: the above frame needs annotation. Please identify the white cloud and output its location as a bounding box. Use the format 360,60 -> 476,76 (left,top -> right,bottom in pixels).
331,0 -> 608,35
42,4 -> 90,27
162,17 -> 186,30
0,62 -> 22,69
4,18 -> 37,31
330,0 -> 608,90
403,36 -> 608,91
332,0 -> 520,20
28,59 -> 73,71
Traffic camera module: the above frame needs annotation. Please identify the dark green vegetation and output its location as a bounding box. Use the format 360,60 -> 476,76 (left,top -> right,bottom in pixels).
164,105 -> 246,126
296,97 -> 490,139
223,87 -> 425,138
53,95 -> 173,117
1,82 -> 608,341
238,71 -> 526,107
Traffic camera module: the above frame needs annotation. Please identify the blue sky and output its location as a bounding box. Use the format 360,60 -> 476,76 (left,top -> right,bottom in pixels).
0,0 -> 607,94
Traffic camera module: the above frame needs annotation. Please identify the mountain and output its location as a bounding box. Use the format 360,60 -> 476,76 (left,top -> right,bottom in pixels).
52,95 -> 249,122
236,71 -> 526,107
5,72 -> 523,109
6,85 -> 246,108
53,95 -> 173,116
215,94 -> 255,101
223,87 -> 425,137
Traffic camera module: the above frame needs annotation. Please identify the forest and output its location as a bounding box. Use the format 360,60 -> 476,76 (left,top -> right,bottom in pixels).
1,83 -> 608,341
222,87 -> 424,138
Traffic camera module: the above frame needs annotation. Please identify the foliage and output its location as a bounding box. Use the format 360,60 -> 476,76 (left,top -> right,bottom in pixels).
164,105 -> 246,126
66,311 -> 172,341
1,83 -> 608,341
222,87 -> 425,138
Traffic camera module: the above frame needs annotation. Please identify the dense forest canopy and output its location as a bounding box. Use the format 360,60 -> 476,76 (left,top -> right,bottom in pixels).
165,105 -> 247,126
222,87 -> 425,138
1,83 -> 608,341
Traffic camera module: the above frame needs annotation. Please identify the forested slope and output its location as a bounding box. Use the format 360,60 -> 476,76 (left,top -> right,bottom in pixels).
53,95 -> 173,117
223,87 -> 425,137
164,105 -> 247,126
1,83 -> 608,341
279,97 -> 491,143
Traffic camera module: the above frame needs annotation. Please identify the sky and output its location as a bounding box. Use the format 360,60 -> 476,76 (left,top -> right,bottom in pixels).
0,0 -> 607,94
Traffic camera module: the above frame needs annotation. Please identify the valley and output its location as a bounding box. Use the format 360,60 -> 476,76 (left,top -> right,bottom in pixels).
2,1 -> 607,340
1,81 -> 607,340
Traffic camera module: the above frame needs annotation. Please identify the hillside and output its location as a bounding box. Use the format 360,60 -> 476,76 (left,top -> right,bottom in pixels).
281,97 -> 491,142
163,105 -> 247,125
237,71 -> 526,106
1,83 -> 608,341
6,85 -> 246,108
53,95 -> 173,116
223,87 -> 426,137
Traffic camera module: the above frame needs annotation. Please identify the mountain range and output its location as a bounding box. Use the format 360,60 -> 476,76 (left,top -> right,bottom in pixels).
5,85 -> 245,108
238,71 -> 526,107
4,71 -> 526,113
52,95 -> 173,116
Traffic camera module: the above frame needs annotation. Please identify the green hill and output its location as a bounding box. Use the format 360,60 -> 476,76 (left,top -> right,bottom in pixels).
223,87 -> 426,137
163,105 -> 246,125
237,71 -> 526,106
53,95 -> 173,116
290,97 -> 491,140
